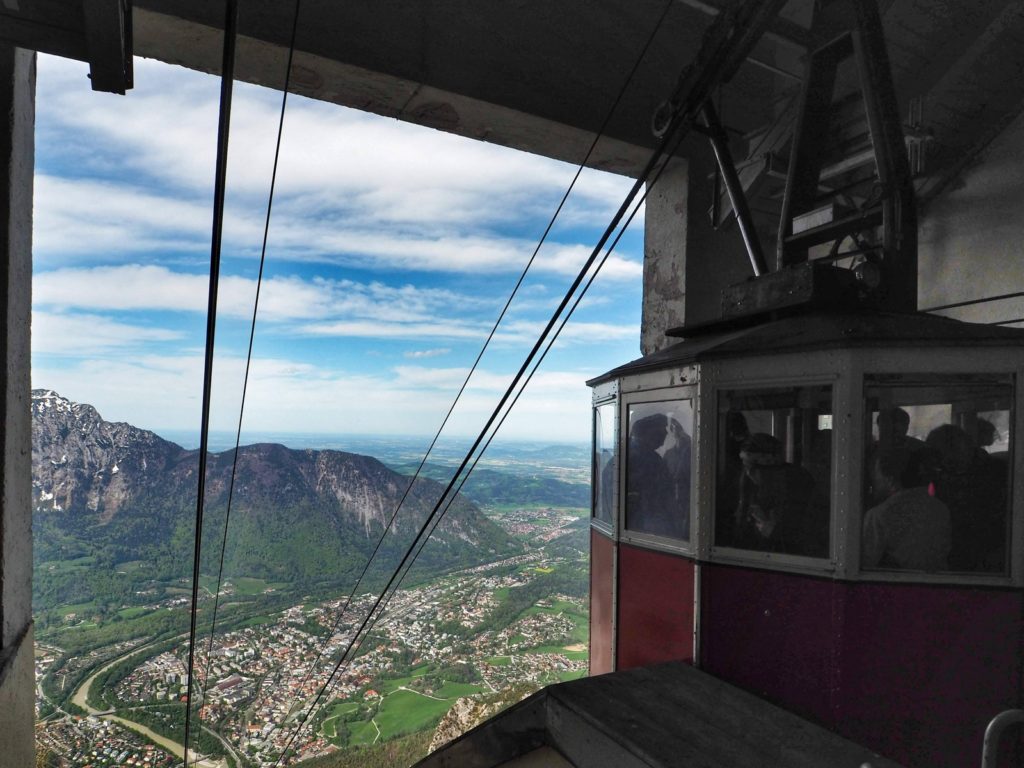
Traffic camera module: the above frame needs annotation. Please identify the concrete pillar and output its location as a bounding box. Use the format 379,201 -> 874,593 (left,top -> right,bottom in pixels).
0,43 -> 35,767
641,145 -> 755,355
641,158 -> 688,356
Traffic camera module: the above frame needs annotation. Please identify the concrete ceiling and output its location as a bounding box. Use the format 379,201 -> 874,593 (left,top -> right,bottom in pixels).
2,0 -> 1023,198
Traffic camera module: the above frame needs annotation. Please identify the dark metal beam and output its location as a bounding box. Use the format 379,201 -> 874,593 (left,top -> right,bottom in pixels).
676,0 -> 815,50
654,0 -> 792,140
82,0 -> 132,93
0,0 -> 131,93
702,100 -> 768,276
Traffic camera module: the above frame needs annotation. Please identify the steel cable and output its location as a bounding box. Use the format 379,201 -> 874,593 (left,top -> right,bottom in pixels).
260,0 -> 676,759
289,124 -> 690,750
183,0 -> 239,764
199,0 -> 304,712
270,34 -> 704,765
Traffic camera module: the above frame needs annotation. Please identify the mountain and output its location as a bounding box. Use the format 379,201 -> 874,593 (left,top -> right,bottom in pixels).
31,389 -> 520,610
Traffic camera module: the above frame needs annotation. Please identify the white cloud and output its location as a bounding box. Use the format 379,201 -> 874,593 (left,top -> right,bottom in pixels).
497,318 -> 639,343
34,265 -> 492,324
32,55 -> 641,443
33,176 -> 213,260
35,55 -> 643,281
404,348 -> 451,359
37,56 -> 631,226
33,311 -> 183,354
301,319 -> 487,341
35,175 -> 642,280
33,264 -> 635,353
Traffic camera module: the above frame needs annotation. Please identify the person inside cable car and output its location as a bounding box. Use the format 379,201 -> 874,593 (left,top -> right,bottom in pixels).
715,411 -> 750,546
876,406 -> 927,457
662,416 -> 692,538
975,417 -> 998,453
626,412 -> 678,537
733,433 -> 826,557
925,424 -> 1007,572
862,448 -> 951,571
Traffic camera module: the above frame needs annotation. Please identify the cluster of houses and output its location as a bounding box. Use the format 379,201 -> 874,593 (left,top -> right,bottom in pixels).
35,716 -> 175,768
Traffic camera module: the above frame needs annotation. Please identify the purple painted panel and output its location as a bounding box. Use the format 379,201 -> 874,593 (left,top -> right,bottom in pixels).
699,563 -> 1024,767
700,563 -> 838,722
837,582 -> 1022,768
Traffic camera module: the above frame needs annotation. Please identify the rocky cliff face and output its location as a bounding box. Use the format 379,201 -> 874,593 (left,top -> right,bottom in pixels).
32,389 -> 186,522
428,683 -> 539,754
31,390 -> 518,601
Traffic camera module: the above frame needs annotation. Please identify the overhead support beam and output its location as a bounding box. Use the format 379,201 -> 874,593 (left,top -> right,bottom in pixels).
653,0 -> 792,140
702,100 -> 768,276
0,0 -> 132,93
0,1 -> 87,60
132,7 -> 653,176
82,0 -> 132,93
675,0 -> 815,51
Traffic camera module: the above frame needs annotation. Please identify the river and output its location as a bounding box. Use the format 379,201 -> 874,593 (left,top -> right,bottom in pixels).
70,641 -> 225,768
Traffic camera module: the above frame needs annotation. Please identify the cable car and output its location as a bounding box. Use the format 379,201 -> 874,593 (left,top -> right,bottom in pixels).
585,2 -> 1023,761
588,308 -> 1024,768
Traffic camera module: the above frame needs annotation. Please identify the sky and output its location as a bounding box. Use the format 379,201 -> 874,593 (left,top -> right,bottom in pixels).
32,54 -> 646,445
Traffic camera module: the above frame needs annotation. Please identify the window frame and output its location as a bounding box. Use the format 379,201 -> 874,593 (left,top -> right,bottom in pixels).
618,385 -> 697,555
850,364 -> 1021,587
590,384 -> 618,538
593,387 -> 614,536
706,374 -> 841,575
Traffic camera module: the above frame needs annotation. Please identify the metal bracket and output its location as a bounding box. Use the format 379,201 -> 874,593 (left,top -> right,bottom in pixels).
83,0 -> 133,94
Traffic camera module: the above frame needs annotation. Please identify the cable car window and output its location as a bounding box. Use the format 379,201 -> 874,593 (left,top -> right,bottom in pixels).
624,400 -> 692,540
863,374 -> 1012,575
715,385 -> 832,558
593,403 -> 616,525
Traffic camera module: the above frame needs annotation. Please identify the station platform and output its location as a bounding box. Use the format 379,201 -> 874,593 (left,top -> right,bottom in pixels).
415,661 -> 903,768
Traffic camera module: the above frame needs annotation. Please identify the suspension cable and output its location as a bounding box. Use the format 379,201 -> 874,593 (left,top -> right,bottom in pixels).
921,290 -> 1024,314
261,0 -> 676,756
276,129 -> 684,761
200,0 -> 304,706
272,47 -> 702,766
184,0 -> 238,764
297,125 -> 687,738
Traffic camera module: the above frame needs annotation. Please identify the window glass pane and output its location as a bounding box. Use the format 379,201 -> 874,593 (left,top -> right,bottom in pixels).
625,400 -> 692,540
715,386 -> 832,557
593,403 -> 616,524
863,374 -> 1012,574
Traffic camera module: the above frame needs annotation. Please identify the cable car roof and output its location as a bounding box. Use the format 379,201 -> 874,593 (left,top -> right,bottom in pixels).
588,311 -> 1024,385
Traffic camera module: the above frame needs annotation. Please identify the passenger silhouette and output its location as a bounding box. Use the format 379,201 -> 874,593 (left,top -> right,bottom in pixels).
716,411 -> 750,547
863,448 -> 950,571
926,424 -> 1006,572
734,433 -> 825,556
626,413 -> 678,537
662,417 -> 692,538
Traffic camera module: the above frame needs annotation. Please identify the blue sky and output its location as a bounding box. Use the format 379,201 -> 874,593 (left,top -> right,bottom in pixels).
32,55 -> 645,443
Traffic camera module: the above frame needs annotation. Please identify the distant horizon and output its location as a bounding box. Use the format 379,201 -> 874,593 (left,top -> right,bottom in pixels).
155,427 -> 591,453
33,386 -> 591,452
